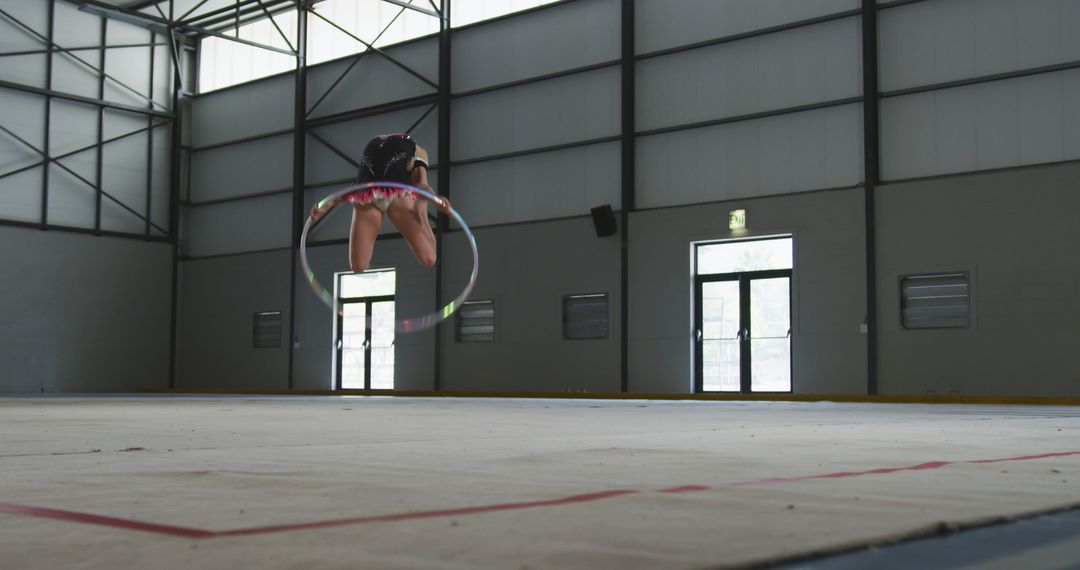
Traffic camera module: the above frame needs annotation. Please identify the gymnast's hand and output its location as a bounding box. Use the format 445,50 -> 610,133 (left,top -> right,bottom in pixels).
434,195 -> 452,215
309,198 -> 338,222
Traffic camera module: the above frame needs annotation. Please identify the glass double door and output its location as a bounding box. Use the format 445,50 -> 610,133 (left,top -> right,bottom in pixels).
695,270 -> 792,393
337,296 -> 395,390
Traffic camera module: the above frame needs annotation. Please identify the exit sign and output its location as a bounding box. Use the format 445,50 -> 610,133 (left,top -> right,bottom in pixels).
728,209 -> 747,230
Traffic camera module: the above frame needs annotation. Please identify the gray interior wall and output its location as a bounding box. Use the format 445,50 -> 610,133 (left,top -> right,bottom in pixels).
440,217 -> 621,393
635,0 -> 859,55
628,189 -> 867,394
0,0 -> 176,393
452,0 -> 619,92
176,249 -> 291,390
170,0 -> 1080,398
875,161 -> 1080,397
0,226 -> 172,392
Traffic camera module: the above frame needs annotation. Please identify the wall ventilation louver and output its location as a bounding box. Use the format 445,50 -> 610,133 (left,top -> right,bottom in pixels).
456,300 -> 495,343
900,273 -> 970,329
253,311 -> 283,348
563,293 -> 610,340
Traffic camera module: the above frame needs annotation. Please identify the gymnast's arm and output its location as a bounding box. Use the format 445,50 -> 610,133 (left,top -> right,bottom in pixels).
309,194 -> 347,223
410,145 -> 451,215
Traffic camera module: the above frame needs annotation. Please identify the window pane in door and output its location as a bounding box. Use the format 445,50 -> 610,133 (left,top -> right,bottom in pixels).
697,238 -> 793,275
701,281 -> 740,392
340,270 -> 396,298
341,303 -> 367,389
750,277 -> 791,392
370,301 -> 395,389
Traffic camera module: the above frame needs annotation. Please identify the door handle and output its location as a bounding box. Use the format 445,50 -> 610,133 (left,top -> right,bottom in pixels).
336,339 -> 343,350
362,340 -> 370,350
695,329 -> 702,342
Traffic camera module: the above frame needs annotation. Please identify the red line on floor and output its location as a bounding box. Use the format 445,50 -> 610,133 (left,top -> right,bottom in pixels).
0,502 -> 214,538
213,490 -> 639,538
657,485 -> 712,493
966,450 -> 1080,464
1,450 -> 1077,539
730,461 -> 953,487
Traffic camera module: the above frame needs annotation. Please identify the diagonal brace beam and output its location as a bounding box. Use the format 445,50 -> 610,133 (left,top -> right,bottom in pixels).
0,123 -> 169,235
306,0 -> 413,118
381,0 -> 441,19
308,130 -> 360,169
253,0 -> 296,53
0,7 -> 168,111
67,0 -> 296,56
0,121 -> 170,182
309,9 -> 437,90
0,42 -> 169,58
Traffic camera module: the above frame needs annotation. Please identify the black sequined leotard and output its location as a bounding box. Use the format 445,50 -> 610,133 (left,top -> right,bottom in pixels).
347,133 -> 421,210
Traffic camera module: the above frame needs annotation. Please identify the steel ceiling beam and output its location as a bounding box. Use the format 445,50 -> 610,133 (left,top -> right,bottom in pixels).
66,0 -> 296,56
0,41 -> 168,57
381,0 -> 440,19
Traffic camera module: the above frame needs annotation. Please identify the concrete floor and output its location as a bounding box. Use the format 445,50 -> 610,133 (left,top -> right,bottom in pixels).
1,396 -> 1078,569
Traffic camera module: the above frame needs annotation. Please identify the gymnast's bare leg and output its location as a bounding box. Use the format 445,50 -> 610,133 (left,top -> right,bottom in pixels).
347,203 -> 383,273
386,165 -> 446,268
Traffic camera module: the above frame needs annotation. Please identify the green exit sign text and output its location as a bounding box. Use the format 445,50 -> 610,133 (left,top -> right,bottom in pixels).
728,209 -> 747,230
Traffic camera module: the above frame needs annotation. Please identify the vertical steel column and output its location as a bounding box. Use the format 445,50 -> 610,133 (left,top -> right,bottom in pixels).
619,0 -> 634,393
861,0 -> 880,395
42,0 -> 54,226
145,30 -> 155,237
433,0 -> 451,392
167,1 -> 183,389
286,1 -> 308,390
94,19 -> 107,234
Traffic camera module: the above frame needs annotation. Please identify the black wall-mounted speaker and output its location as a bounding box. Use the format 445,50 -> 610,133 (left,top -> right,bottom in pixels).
590,205 -> 617,237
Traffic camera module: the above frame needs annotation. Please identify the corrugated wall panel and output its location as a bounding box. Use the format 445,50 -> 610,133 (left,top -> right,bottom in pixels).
103,22 -> 153,109
46,162 -> 96,228
881,69 -> 1080,180
637,16 -> 861,132
636,0 -> 859,55
189,134 -> 292,202
183,192 -> 292,257
0,88 -> 46,169
153,34 -> 172,107
452,0 -> 619,93
49,99 -> 100,229
190,74 -> 294,147
305,38 -> 438,120
150,123 -> 171,235
450,141 -> 620,227
638,104 -> 863,209
0,169 -> 42,224
100,130 -> 150,234
49,3 -> 102,100
880,0 -> 1080,92
0,1 -> 48,87
450,67 -> 620,161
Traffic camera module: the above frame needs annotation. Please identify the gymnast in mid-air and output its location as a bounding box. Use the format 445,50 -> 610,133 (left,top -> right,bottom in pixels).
310,132 -> 451,272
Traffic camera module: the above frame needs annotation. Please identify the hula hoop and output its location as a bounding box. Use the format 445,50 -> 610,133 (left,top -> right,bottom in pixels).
300,181 -> 479,334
